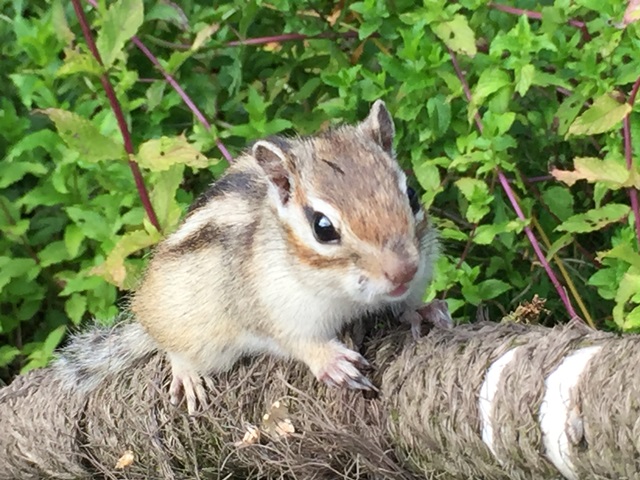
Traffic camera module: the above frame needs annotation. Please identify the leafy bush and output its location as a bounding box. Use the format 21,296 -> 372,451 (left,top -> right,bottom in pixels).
2,0 -> 639,381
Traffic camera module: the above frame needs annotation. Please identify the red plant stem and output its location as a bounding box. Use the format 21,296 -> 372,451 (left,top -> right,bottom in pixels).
623,76 -> 640,247
448,49 -> 483,134
497,174 -> 578,319
447,48 -> 579,320
130,37 -> 234,162
71,0 -> 160,232
227,30 -> 359,46
488,3 -> 589,36
506,175 -> 554,184
83,0 -> 233,163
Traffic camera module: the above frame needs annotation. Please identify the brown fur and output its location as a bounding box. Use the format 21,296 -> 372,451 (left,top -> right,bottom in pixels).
130,101 -> 437,414
281,223 -> 351,269
308,130 -> 411,247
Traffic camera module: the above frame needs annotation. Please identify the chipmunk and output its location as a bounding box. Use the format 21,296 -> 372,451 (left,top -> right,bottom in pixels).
57,101 -> 444,414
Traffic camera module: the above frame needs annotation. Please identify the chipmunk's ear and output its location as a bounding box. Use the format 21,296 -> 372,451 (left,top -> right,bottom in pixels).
252,138 -> 294,204
360,99 -> 395,155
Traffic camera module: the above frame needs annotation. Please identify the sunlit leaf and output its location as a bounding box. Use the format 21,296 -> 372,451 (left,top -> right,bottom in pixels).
136,134 -> 210,171
38,108 -> 125,162
551,156 -> 631,188
96,0 -> 144,67
91,229 -> 162,288
556,204 -> 630,233
433,15 -> 477,57
568,94 -> 632,136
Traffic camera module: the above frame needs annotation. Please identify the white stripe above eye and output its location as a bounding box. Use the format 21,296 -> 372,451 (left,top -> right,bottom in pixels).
306,196 -> 343,231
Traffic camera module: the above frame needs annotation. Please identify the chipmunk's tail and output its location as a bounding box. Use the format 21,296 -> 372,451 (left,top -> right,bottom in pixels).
52,318 -> 158,393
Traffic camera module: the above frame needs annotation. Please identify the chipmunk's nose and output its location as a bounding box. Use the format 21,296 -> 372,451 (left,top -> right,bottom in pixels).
381,240 -> 420,295
383,259 -> 418,287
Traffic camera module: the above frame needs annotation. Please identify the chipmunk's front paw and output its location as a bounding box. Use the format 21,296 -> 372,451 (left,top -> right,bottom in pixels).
316,341 -> 376,391
402,299 -> 453,340
168,355 -> 210,415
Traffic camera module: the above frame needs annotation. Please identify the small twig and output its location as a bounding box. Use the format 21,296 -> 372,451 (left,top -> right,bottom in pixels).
448,48 -> 483,134
226,30 -> 359,46
496,174 -> 579,320
71,0 -> 160,231
505,175 -> 554,184
447,47 -> 580,321
488,2 -> 590,40
623,76 -> 640,247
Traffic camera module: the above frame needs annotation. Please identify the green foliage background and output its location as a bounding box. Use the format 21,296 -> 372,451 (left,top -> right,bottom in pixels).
2,0 -> 640,381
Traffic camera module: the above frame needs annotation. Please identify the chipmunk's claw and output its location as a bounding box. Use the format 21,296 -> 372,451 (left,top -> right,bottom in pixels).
402,299 -> 453,339
317,342 -> 377,392
169,355 -> 211,415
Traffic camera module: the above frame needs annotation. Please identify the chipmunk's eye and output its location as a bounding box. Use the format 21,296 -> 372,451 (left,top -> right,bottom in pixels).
407,186 -> 421,215
312,212 -> 340,243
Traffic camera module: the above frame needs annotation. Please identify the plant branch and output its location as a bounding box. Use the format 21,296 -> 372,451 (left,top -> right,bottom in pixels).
487,2 -> 590,40
70,0 -> 160,232
448,50 -> 483,134
623,75 -> 640,247
447,47 -> 580,321
226,30 -> 359,46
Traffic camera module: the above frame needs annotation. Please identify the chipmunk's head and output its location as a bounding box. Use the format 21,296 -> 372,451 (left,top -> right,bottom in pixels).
252,100 -> 432,307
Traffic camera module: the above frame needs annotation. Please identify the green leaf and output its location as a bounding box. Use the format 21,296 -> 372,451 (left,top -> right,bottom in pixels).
59,274 -> 105,297
38,108 -> 125,162
623,306 -> 640,330
462,278 -> 511,305
146,2 -> 189,26
568,94 -> 632,137
96,0 -> 144,68
473,69 -> 511,104
432,14 -> 477,57
57,47 -> 102,77
556,204 -> 630,233
455,177 -> 492,222
91,229 -> 162,288
191,23 -> 219,51
263,118 -> 293,136
469,69 -> 510,123
150,164 -> 184,232
65,207 -> 113,241
0,161 -> 48,189
64,224 -> 84,258
38,241 -> 71,267
6,130 -> 59,162
597,244 -> 640,271
477,279 -> 511,300
413,161 -> 443,209
65,293 -> 87,325
546,233 -> 574,260
613,267 -> 640,329
473,221 -> 524,245
541,186 -> 574,221
515,64 -> 535,97
136,134 -> 210,171
426,94 -> 451,137
0,257 -> 40,294
556,92 -> 586,136
0,345 -> 20,368
21,325 -> 67,374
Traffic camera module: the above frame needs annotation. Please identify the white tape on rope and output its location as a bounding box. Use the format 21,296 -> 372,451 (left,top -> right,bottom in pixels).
539,346 -> 602,480
479,347 -> 521,459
